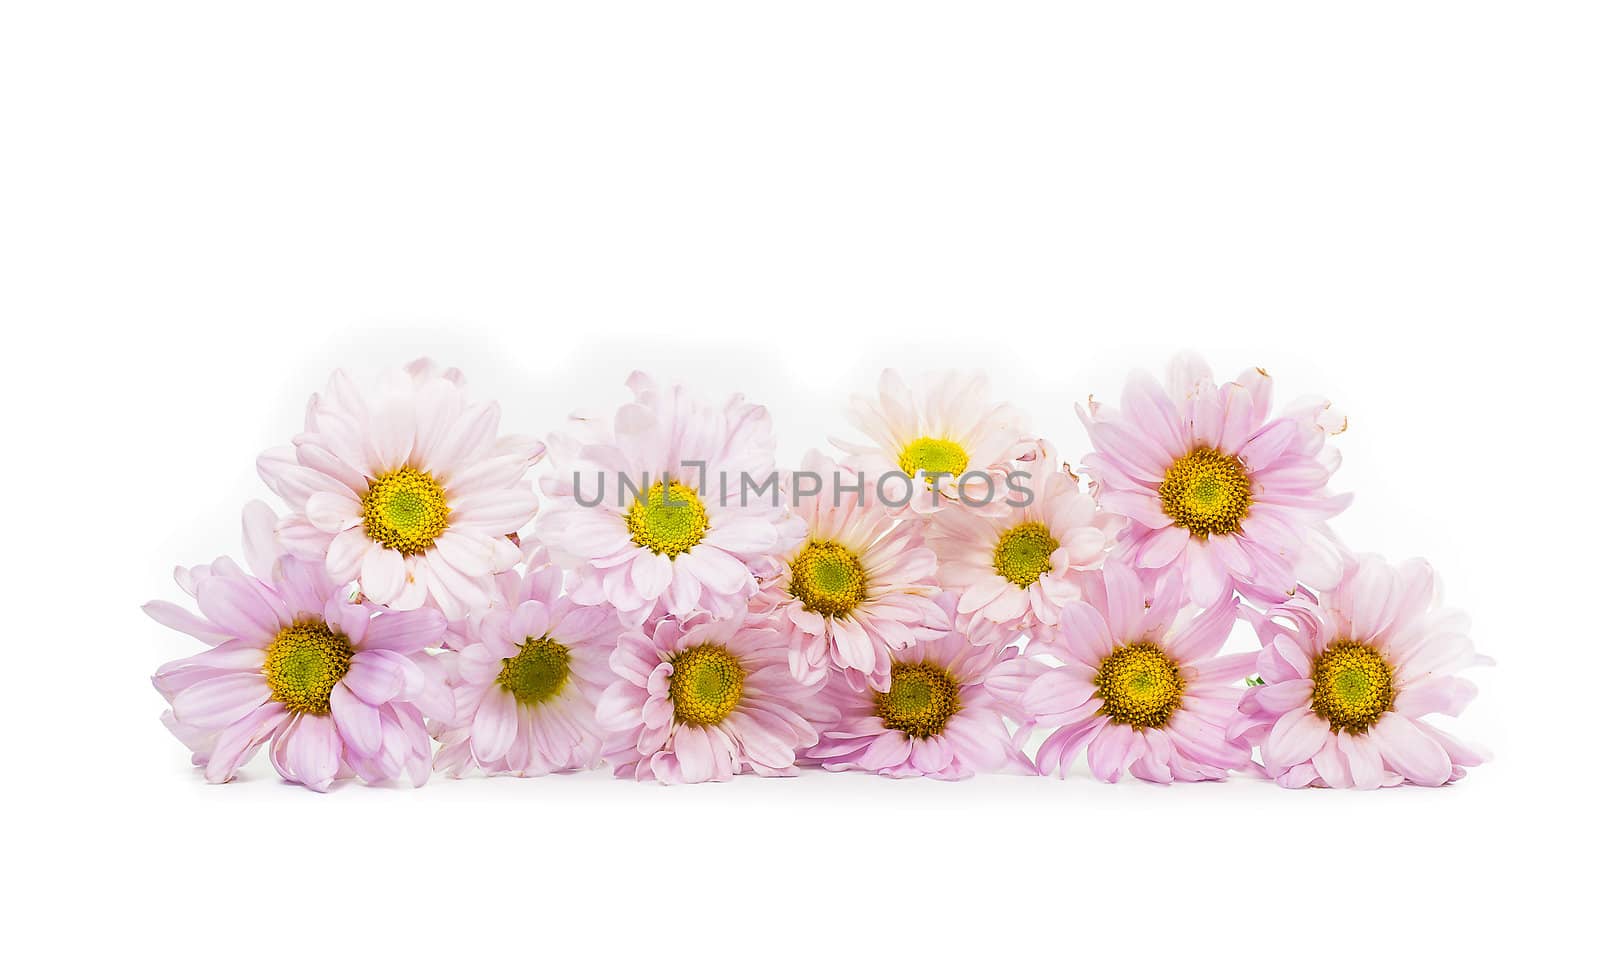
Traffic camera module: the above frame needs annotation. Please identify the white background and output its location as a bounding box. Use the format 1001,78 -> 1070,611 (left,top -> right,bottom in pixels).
3,2 -> 1594,965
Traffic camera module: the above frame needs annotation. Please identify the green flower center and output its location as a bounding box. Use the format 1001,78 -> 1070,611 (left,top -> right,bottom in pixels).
874,660 -> 962,739
496,636 -> 571,706
361,467 -> 451,555
668,643 -> 745,726
264,620 -> 354,715
993,521 -> 1059,588
1310,639 -> 1394,734
789,539 -> 869,617
1094,641 -> 1185,729
1157,447 -> 1252,537
626,480 -> 709,558
897,436 -> 970,479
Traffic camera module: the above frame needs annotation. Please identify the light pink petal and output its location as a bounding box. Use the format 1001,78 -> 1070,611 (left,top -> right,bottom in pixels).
306,491 -> 362,533
343,650 -> 410,705
1370,715 -> 1452,786
856,730 -> 913,771
143,600 -> 228,646
1310,737 -> 1352,788
1165,598 -> 1238,664
1086,723 -> 1135,782
361,608 -> 446,654
1263,707 -> 1329,770
172,672 -> 271,730
1135,526 -> 1189,569
360,546 -> 407,604
1055,601 -> 1115,664
1023,667 -> 1097,716
202,703 -> 289,784
196,578 -> 283,644
324,528 -> 370,581
674,726 -> 716,783
329,683 -> 382,757
1337,733 -> 1384,790
1393,676 -> 1477,718
1250,679 -> 1312,715
471,688 -> 519,763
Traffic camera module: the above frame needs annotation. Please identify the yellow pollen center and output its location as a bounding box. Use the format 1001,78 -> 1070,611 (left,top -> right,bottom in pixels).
626,480 -> 709,558
668,643 -> 745,726
361,467 -> 451,555
789,539 -> 869,617
1158,447 -> 1253,537
1310,639 -> 1395,734
898,436 -> 970,479
496,636 -> 571,706
263,619 -> 354,715
993,521 -> 1059,588
1094,641 -> 1185,729
874,660 -> 962,739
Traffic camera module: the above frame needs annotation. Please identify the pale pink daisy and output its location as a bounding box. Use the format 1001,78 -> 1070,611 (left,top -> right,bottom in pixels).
928,441 -> 1119,638
1079,353 -> 1350,605
432,550 -> 619,777
753,450 -> 950,692
805,601 -> 1042,780
258,358 -> 543,621
1024,560 -> 1256,783
831,369 -> 1035,515
149,503 -> 452,792
595,613 -> 830,783
538,372 -> 803,622
1230,555 -> 1490,789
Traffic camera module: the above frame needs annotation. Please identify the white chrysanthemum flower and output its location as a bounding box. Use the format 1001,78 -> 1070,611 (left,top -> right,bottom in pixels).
831,369 -> 1034,515
258,359 -> 543,620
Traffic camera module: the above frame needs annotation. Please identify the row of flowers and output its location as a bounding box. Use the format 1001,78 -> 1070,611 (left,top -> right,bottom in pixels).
148,357 -> 1489,791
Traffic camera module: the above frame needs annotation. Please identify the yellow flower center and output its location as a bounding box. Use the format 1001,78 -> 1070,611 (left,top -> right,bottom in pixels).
626,480 -> 709,558
789,539 -> 869,617
668,643 -> 745,726
1094,642 -> 1185,729
897,436 -> 970,479
361,467 -> 451,555
1158,447 -> 1253,537
993,521 -> 1059,588
1310,639 -> 1394,734
496,636 -> 571,706
874,660 -> 962,739
264,620 -> 354,715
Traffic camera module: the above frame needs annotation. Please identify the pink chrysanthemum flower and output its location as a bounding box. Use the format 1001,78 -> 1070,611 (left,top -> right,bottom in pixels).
831,369 -> 1034,515
538,373 -> 803,622
149,503 -> 452,792
1230,555 -> 1490,789
595,614 -> 829,783
1024,560 -> 1256,783
805,603 -> 1041,780
432,550 -> 619,777
258,358 -> 544,621
753,450 -> 949,692
928,441 -> 1120,638
1079,354 -> 1350,605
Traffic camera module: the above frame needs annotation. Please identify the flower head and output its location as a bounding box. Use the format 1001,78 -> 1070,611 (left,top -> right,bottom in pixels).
431,549 -> 619,777
928,441 -> 1119,639
257,358 -> 543,620
1079,354 -> 1350,605
1024,559 -> 1256,783
1231,555 -> 1490,788
754,451 -> 950,691
149,502 -> 452,792
538,372 -> 803,622
805,600 -> 1040,780
831,370 -> 1034,515
595,613 -> 830,783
